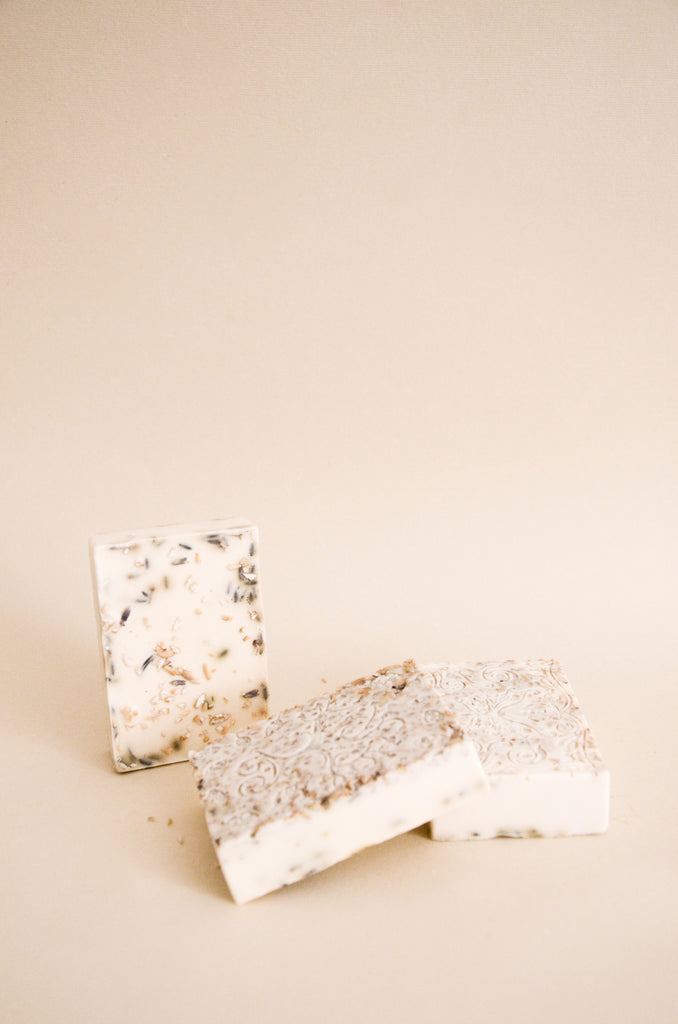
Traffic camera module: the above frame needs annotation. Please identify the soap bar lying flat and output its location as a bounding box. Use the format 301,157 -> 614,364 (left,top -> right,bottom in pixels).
190,661 -> 487,904
90,519 -> 268,772
419,660 -> 609,840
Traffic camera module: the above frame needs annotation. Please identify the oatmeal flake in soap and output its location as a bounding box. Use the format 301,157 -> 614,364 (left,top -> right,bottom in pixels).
90,519 -> 268,772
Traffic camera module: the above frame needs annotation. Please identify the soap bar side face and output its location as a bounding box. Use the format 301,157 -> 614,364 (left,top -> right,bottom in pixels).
429,770 -> 610,841
90,519 -> 268,771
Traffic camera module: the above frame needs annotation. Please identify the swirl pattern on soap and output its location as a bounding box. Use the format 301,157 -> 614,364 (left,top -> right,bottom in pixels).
416,660 -> 606,776
190,663 -> 462,843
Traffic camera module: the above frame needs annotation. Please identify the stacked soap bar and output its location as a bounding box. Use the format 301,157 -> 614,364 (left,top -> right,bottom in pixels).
90,519 -> 268,772
190,661 -> 487,904
413,660 -> 609,840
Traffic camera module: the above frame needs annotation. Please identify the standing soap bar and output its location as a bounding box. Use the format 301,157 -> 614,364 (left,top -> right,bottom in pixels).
420,660 -> 609,840
90,519 -> 268,772
190,661 -> 487,904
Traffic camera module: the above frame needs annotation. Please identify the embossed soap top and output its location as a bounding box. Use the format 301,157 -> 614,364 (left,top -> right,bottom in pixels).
417,659 -> 606,775
190,661 -> 465,845
90,518 -> 268,772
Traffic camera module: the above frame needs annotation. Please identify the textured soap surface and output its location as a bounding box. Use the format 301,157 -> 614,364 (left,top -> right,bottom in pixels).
417,660 -> 609,840
90,519 -> 268,772
190,661 -> 487,903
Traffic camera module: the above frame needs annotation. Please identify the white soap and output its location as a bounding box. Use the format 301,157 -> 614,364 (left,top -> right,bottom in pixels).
419,660 -> 609,840
90,519 -> 268,772
190,661 -> 487,904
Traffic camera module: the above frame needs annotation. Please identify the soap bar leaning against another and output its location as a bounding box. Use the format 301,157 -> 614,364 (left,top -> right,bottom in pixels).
190,661 -> 487,904
90,519 -> 268,772
419,660 -> 609,840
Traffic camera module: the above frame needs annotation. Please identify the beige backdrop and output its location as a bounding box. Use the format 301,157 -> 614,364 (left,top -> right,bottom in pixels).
2,3 -> 677,1023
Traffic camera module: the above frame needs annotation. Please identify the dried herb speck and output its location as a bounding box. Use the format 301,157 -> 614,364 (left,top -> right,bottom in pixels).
252,633 -> 265,654
206,534 -> 227,547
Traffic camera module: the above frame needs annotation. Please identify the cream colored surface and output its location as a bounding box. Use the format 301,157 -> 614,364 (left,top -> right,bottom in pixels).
1,2 -> 677,1022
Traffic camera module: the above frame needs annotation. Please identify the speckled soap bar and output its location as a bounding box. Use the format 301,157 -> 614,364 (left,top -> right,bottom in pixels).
90,519 -> 268,772
190,661 -> 487,904
416,660 -> 609,840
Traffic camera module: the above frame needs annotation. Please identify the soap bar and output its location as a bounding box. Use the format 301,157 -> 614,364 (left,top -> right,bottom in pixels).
190,660 -> 487,904
90,519 -> 268,772
419,660 -> 609,840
